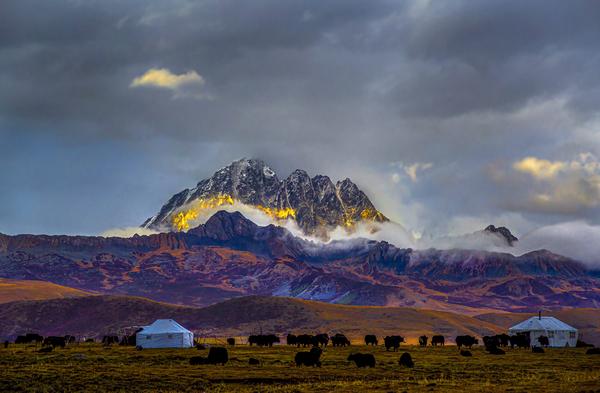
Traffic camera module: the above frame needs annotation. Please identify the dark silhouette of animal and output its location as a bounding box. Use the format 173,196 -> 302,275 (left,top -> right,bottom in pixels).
4,341 -> 8,348
537,335 -> 549,347
586,348 -> 600,355
295,347 -> 322,367
189,356 -> 207,365
364,335 -> 378,346
38,346 -> 53,353
331,334 -> 350,347
15,333 -> 43,344
398,352 -> 414,368
460,350 -> 472,357
64,335 -> 76,344
43,336 -> 66,348
576,340 -> 594,348
532,346 -> 544,353
227,338 -> 235,346
495,334 -> 510,347
509,334 -> 530,349
348,353 -> 376,368
248,358 -> 260,365
455,335 -> 478,349
207,347 -> 229,365
312,333 -> 329,347
120,335 -> 136,346
384,336 -> 404,351
102,335 -> 119,346
85,338 -> 94,343
419,335 -> 428,347
286,334 -> 298,346
296,334 -> 314,347
483,336 -> 499,349
486,346 -> 505,355
431,335 -> 445,346
248,334 -> 280,347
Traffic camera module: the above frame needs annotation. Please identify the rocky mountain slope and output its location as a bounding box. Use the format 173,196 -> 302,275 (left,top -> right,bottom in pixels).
1,211 -> 598,313
142,158 -> 387,237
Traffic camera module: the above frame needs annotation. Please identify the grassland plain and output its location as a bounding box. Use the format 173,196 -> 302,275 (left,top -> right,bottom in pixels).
0,342 -> 599,392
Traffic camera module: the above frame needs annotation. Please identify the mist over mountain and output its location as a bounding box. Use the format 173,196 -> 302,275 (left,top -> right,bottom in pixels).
142,158 -> 387,239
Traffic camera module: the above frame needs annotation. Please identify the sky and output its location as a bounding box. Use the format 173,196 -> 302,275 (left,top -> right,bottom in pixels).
2,0 -> 600,242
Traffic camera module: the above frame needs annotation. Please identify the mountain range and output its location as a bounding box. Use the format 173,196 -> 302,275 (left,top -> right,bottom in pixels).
1,210 -> 598,313
142,158 -> 387,237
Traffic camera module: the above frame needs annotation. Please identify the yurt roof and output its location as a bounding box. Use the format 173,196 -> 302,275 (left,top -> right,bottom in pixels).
509,316 -> 577,332
138,319 -> 192,334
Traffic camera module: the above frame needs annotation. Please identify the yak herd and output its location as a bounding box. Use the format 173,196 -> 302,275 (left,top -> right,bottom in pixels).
8,331 -> 599,368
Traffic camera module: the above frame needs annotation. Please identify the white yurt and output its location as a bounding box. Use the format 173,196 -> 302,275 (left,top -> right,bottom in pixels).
508,315 -> 578,347
136,319 -> 194,349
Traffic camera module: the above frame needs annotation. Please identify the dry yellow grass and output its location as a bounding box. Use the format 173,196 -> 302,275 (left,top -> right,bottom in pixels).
1,342 -> 598,392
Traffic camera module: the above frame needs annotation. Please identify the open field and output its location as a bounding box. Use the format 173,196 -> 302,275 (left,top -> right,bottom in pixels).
0,343 -> 599,392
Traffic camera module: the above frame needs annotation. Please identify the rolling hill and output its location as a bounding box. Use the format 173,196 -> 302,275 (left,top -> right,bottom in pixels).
0,278 -> 91,304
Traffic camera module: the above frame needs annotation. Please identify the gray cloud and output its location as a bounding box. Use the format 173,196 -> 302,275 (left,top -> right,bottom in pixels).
1,0 -> 600,237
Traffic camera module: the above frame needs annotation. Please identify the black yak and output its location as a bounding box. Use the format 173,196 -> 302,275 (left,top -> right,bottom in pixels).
364,335 -> 378,346
431,335 -> 445,346
455,335 -> 478,349
207,347 -> 229,365
227,338 -> 235,346
509,334 -> 530,349
312,333 -> 329,347
295,347 -> 322,367
384,336 -> 404,351
586,348 -> 600,355
286,334 -> 298,346
399,352 -> 414,368
43,336 -> 66,348
296,334 -> 314,347
537,335 -> 549,347
418,335 -> 428,347
347,353 -> 376,368
331,334 -> 350,347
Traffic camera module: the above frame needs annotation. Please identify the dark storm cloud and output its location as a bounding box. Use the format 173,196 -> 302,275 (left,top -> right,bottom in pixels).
1,0 -> 600,236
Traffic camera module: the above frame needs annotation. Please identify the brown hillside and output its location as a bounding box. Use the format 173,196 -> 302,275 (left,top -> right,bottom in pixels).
0,295 -> 505,342
0,279 -> 91,304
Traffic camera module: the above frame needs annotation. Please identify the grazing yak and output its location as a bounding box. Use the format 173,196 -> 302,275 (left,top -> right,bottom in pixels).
532,346 -> 545,353
455,335 -> 478,349
312,333 -> 329,347
460,350 -> 472,357
486,346 -> 506,355
227,338 -> 235,346
419,335 -> 428,347
286,334 -> 298,346
295,347 -> 322,367
207,347 -> 229,365
431,335 -> 445,346
248,334 -> 280,347
248,358 -> 261,365
586,348 -> 600,355
15,333 -> 44,345
331,334 -> 351,347
537,335 -> 549,347
296,334 -> 314,347
102,335 -> 119,346
43,336 -> 66,348
348,353 -> 376,368
509,334 -> 530,349
364,335 -> 378,346
398,352 -> 414,368
483,336 -> 500,349
496,334 -> 510,347
384,336 -> 404,351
